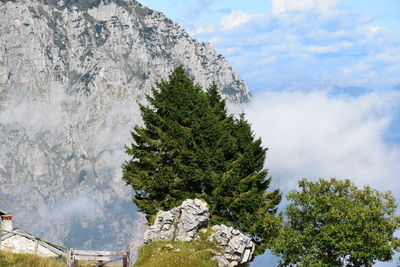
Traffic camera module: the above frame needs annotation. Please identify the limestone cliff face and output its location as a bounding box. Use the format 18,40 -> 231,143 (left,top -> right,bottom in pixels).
0,0 -> 249,250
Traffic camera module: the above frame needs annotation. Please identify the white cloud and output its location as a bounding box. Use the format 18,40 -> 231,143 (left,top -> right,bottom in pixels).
190,24 -> 216,35
221,10 -> 257,30
375,53 -> 400,63
245,89 -> 400,266
305,45 -> 338,54
45,196 -> 99,219
243,90 -> 400,194
219,47 -> 240,55
0,85 -> 66,131
193,5 -> 400,90
270,0 -> 340,15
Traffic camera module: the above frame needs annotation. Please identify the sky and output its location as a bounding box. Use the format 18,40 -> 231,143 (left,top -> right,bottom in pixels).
142,0 -> 400,92
139,1 -> 400,266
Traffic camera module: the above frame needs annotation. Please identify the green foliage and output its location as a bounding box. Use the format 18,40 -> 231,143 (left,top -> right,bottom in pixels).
0,251 -> 65,267
133,228 -> 220,267
123,66 -> 281,255
273,178 -> 400,266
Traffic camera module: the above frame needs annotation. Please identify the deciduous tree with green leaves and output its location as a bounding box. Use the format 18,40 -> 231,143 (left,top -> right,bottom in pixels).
273,178 -> 400,266
122,66 -> 281,255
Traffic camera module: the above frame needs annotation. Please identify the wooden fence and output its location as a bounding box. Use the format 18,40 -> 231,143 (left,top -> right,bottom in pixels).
1,229 -> 131,267
67,248 -> 130,267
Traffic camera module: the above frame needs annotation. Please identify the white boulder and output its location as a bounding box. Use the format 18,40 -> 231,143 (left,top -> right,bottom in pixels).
143,199 -> 209,243
209,225 -> 255,267
143,199 -> 255,267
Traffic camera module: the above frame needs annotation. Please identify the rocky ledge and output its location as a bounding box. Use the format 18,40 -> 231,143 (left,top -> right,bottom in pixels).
143,199 -> 255,267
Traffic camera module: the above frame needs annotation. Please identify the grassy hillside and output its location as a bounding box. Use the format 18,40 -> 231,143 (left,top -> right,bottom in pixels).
0,251 -> 117,267
133,241 -> 219,267
133,229 -> 221,267
0,250 -> 65,267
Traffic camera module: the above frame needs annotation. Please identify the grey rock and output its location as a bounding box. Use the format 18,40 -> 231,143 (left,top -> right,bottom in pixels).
0,0 -> 248,250
209,225 -> 255,267
175,198 -> 209,241
144,199 -> 209,243
214,255 -> 230,267
143,210 -> 178,243
143,199 -> 254,267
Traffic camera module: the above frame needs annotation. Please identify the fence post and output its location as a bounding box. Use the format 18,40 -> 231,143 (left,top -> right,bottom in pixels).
126,243 -> 132,267
67,248 -> 74,267
123,254 -> 128,267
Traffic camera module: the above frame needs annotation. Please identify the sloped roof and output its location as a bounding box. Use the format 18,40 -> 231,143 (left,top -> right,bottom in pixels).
0,228 -> 66,255
0,210 -> 8,216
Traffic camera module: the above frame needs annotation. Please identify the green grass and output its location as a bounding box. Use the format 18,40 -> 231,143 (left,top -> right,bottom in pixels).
0,251 -> 122,267
0,250 -> 65,267
133,228 -> 221,267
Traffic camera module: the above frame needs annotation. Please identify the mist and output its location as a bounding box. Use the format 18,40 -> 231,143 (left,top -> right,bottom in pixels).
243,89 -> 400,195
241,88 -> 400,267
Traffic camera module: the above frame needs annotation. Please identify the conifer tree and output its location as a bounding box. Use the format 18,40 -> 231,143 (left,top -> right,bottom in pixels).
123,66 -> 281,254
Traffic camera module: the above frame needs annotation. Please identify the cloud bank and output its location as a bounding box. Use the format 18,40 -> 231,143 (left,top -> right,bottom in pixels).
270,0 -> 340,15
241,88 -> 400,267
243,89 -> 400,195
221,10 -> 258,30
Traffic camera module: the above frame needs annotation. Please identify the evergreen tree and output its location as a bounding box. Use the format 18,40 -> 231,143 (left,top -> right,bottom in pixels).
123,66 -> 281,254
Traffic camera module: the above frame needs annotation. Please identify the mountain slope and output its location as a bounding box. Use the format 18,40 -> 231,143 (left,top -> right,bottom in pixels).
0,0 -> 249,251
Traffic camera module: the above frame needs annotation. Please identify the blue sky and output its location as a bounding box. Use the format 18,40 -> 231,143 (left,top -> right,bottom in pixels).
142,0 -> 400,93
139,1 -> 400,266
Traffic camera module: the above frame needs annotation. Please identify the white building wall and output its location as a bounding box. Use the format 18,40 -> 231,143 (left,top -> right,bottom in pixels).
0,235 -> 58,257
0,220 -> 13,232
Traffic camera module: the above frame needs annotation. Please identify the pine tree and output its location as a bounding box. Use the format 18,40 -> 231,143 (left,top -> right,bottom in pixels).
123,66 -> 281,254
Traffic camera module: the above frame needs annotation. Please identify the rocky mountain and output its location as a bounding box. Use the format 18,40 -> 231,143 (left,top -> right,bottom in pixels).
0,0 -> 249,251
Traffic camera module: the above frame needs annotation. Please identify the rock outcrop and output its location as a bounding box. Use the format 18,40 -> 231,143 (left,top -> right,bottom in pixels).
209,225 -> 255,267
0,0 -> 249,250
143,199 -> 255,267
144,199 -> 209,243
